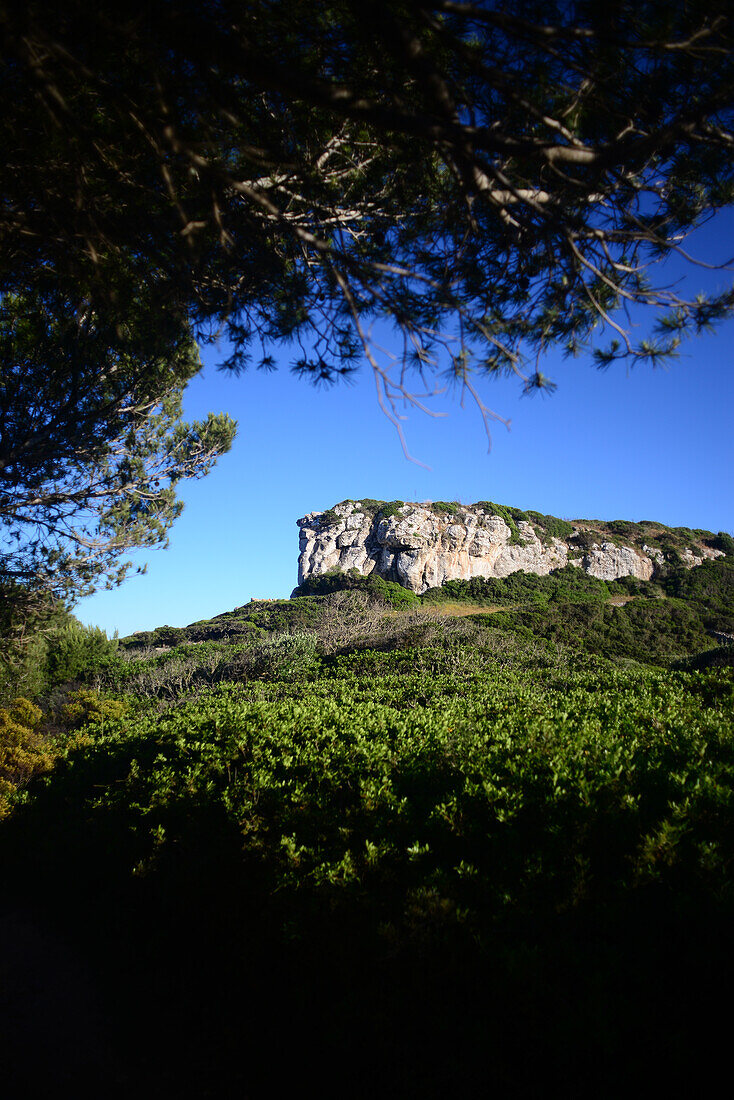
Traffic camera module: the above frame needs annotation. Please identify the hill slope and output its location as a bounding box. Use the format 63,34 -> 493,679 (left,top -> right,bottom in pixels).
1,541 -> 732,1096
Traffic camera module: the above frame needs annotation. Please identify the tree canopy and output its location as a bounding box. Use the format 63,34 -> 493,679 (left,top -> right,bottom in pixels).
0,290 -> 235,603
0,0 -> 732,598
3,2 -> 732,394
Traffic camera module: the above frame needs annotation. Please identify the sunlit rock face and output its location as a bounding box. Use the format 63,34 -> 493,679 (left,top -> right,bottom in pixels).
294,503 -> 721,598
296,502 -> 723,594
582,542 -> 655,582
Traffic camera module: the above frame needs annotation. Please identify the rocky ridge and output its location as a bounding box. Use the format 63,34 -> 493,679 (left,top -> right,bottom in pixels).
297,501 -> 725,594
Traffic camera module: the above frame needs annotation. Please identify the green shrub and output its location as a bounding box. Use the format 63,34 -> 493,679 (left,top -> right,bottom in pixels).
660,559 -> 734,631
709,532 -> 734,557
378,500 -> 405,520
606,519 -> 640,540
366,575 -> 419,608
121,630 -> 156,650
45,620 -> 118,687
293,569 -> 418,609
570,528 -> 598,552
0,586 -> 73,701
3,572 -> 733,1093
60,688 -> 129,729
221,632 -> 321,682
422,566 -> 610,608
525,511 -> 574,541
151,626 -> 187,647
9,697 -> 42,729
13,662 -> 734,933
0,696 -> 54,814
0,631 -> 50,702
493,594 -> 721,666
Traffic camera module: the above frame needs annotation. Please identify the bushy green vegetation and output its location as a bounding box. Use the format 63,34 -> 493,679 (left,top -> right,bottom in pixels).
1,549 -> 732,1092
378,499 -> 405,520
0,696 -> 55,815
423,564 -> 613,606
429,500 -> 461,515
0,600 -> 120,703
3,648 -> 732,1092
492,597 -> 716,665
45,621 -> 119,687
710,532 -> 734,556
294,568 -> 419,608
662,558 -> 734,628
322,499 -> 405,522
525,510 -> 575,541
12,660 -> 734,923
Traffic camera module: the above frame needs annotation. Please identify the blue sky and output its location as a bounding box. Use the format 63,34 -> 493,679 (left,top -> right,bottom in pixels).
76,222 -> 734,637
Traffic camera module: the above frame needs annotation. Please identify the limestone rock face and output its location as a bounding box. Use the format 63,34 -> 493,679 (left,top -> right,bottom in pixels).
583,542 -> 655,582
297,502 -> 723,594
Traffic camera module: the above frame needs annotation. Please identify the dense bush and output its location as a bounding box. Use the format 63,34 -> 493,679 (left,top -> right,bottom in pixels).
60,688 -> 130,730
14,662 -> 732,916
0,629 -> 50,702
422,565 -> 611,607
708,532 -> 734,557
219,632 -> 321,682
0,696 -> 54,814
0,592 -> 73,701
606,519 -> 640,539
569,528 -> 598,552
525,510 -> 575,541
661,558 -> 734,628
45,620 -> 119,686
294,569 -> 419,609
2,552 -> 733,1094
492,595 -> 722,665
378,500 -> 405,520
150,625 -> 187,647
2,658 -> 731,1092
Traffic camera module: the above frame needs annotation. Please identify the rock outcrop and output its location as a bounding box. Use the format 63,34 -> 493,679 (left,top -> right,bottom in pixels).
297,501 -> 724,594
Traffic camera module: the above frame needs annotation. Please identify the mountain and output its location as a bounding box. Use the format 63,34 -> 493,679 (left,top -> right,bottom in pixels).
297,499 -> 728,593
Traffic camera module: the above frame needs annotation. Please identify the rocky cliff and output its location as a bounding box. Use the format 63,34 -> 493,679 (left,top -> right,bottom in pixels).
297,500 -> 725,594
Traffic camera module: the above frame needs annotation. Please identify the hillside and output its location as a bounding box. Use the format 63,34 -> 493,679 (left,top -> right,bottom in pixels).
1,538 -> 733,1095
114,553 -> 734,688
298,499 -> 730,592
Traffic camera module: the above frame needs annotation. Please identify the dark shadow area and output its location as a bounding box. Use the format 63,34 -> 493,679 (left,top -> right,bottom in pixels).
2,776 -> 732,1099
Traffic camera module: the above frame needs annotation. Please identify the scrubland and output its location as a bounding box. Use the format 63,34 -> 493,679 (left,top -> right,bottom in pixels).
1,560 -> 733,1095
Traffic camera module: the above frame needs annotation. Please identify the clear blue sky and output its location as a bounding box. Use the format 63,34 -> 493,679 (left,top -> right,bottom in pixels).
76,219 -> 734,637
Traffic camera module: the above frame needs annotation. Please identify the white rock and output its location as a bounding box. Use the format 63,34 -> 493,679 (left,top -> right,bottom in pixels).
296,506 -> 717,592
584,542 -> 654,581
643,544 -> 665,565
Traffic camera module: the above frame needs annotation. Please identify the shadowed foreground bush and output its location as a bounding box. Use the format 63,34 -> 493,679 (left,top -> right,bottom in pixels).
2,661 -> 733,1095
